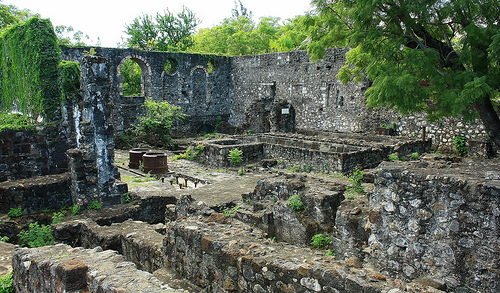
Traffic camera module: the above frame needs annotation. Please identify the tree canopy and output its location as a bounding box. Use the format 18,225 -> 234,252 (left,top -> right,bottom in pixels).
0,2 -> 31,31
307,0 -> 500,148
124,6 -> 199,52
189,1 -> 309,55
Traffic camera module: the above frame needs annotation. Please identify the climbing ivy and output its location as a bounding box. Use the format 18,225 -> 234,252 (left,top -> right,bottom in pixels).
58,60 -> 80,101
0,17 -> 61,120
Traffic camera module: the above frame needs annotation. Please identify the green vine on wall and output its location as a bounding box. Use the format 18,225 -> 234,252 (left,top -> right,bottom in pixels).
58,60 -> 80,101
0,17 -> 61,120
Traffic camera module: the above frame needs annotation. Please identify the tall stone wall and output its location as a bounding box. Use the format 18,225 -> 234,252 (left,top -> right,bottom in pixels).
230,48 -> 370,133
60,46 -> 232,134
60,46 -> 492,150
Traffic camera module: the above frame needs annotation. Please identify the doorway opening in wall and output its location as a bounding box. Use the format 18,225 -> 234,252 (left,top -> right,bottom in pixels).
120,59 -> 143,97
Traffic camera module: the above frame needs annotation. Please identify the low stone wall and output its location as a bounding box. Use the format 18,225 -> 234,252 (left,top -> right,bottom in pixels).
199,133 -> 430,174
0,127 -> 70,182
367,161 -> 500,292
240,177 -> 345,246
0,173 -> 71,214
164,216 -> 442,292
53,219 -> 166,273
12,244 -> 179,293
195,136 -> 264,168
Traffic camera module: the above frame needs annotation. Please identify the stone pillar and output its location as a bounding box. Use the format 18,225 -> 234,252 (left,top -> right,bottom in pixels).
67,55 -> 127,208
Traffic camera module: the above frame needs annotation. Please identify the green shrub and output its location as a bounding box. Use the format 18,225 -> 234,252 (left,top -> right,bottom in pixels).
238,169 -> 245,176
228,148 -> 243,164
70,205 -> 80,215
18,222 -> 54,248
287,194 -> 304,211
346,168 -> 365,195
388,153 -> 399,161
88,199 -> 102,210
133,99 -> 188,147
453,135 -> 467,156
7,207 -> 22,218
51,212 -> 64,224
0,236 -> 9,242
311,234 -> 331,249
410,152 -> 419,160
0,272 -> 13,293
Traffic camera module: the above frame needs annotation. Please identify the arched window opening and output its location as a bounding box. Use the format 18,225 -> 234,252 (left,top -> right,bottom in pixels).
120,59 -> 143,97
164,58 -> 178,75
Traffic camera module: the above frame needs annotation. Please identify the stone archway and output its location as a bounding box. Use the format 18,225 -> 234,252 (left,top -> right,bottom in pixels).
116,55 -> 152,97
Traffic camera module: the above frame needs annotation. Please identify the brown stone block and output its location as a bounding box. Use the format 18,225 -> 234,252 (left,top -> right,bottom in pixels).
368,210 -> 382,224
201,236 -> 213,251
55,260 -> 88,291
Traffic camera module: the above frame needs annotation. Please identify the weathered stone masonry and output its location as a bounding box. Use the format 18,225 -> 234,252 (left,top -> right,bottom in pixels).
61,47 -> 233,134
367,162 -> 500,292
60,46 -> 493,153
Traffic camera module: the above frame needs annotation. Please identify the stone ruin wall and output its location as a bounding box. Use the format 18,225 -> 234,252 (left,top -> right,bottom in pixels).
59,46 -> 493,153
229,48 -> 371,133
60,46 -> 233,135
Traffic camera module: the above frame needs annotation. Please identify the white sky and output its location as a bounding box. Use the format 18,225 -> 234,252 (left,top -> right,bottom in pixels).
9,0 -> 314,48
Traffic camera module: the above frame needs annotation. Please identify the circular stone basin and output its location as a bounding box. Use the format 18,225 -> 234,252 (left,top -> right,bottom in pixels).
128,148 -> 151,169
142,152 -> 168,174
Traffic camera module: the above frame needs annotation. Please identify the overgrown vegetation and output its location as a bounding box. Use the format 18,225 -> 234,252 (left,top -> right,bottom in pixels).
345,168 -> 365,199
311,233 -> 331,249
0,111 -> 34,132
58,60 -> 80,101
287,194 -> 304,211
0,17 -> 61,120
133,99 -> 188,147
0,272 -> 13,293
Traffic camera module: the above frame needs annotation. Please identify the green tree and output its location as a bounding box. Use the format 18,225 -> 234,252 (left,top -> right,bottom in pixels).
308,0 -> 500,149
124,6 -> 199,52
270,15 -> 310,52
55,25 -> 89,46
0,1 -> 31,31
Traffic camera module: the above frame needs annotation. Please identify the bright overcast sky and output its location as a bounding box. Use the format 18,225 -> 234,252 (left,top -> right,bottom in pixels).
10,0 -> 314,48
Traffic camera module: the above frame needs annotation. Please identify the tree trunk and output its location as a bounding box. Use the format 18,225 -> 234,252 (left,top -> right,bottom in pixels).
474,96 -> 500,150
